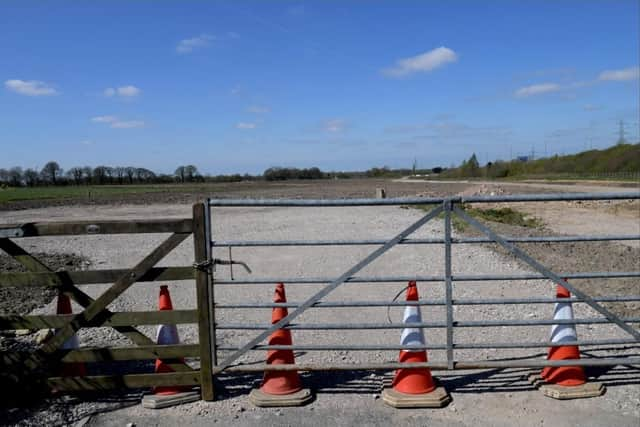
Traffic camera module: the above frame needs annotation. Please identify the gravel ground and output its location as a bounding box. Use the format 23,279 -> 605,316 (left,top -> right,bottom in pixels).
0,203 -> 638,426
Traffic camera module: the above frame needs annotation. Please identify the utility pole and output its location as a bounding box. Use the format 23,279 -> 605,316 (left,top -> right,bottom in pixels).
617,120 -> 627,145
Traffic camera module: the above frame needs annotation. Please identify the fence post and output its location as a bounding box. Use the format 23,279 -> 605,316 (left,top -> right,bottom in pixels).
444,199 -> 454,370
193,202 -> 215,401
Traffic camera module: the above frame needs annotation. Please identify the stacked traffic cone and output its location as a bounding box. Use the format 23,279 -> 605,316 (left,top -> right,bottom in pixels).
382,281 -> 450,408
142,285 -> 199,409
249,283 -> 312,407
530,280 -> 605,399
56,291 -> 86,378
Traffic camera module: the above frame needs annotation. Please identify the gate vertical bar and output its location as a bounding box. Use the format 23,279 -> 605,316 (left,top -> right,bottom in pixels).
444,200 -> 454,369
193,202 -> 215,401
205,200 -> 218,367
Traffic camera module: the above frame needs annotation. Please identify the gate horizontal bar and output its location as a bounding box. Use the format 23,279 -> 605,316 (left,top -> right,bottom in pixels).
215,295 -> 640,309
0,310 -> 198,330
1,219 -> 194,237
47,371 -> 201,391
0,266 -> 194,288
215,317 -> 640,330
60,344 -> 200,362
214,271 -> 640,285
218,358 -> 640,373
212,234 -> 640,247
208,191 -> 639,207
217,338 -> 637,351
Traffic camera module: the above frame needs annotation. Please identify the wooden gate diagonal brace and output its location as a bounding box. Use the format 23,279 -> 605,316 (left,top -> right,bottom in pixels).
213,204 -> 444,374
452,205 -> 640,341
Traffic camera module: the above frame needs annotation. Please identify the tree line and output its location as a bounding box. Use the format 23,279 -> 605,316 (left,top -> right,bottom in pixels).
0,162 -> 206,187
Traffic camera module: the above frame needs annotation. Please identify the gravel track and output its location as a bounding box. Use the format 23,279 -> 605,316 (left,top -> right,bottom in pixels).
1,203 -> 638,426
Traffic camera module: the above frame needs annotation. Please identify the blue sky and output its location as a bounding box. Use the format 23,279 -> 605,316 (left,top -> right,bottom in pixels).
1,1 -> 639,175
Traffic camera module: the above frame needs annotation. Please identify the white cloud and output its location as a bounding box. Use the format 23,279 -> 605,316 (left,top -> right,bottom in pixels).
598,66 -> 640,82
236,122 -> 256,129
111,120 -> 145,129
247,105 -> 270,114
80,140 -> 94,146
91,116 -> 144,129
176,34 -> 214,54
323,119 -> 348,133
91,115 -> 117,123
103,85 -> 141,98
383,47 -> 458,77
514,83 -> 562,98
4,79 -> 58,96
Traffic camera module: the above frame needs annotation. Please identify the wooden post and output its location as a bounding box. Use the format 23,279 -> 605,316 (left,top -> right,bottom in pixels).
193,202 -> 215,401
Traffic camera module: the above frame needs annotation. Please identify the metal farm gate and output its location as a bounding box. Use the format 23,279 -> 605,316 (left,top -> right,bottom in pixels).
206,192 -> 640,396
0,192 -> 639,401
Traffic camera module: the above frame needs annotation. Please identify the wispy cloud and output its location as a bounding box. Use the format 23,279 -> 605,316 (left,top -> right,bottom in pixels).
383,47 -> 458,78
236,122 -> 256,129
4,79 -> 58,96
514,83 -> 562,98
322,119 -> 348,133
91,116 -> 145,129
583,104 -> 602,111
247,105 -> 270,114
104,85 -> 141,98
176,34 -> 214,54
598,66 -> 640,82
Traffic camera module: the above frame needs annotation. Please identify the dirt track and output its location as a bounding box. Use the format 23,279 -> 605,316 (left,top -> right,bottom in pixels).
0,178 -> 638,426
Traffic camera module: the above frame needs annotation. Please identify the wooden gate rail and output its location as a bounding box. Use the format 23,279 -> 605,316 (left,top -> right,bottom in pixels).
0,203 -> 215,400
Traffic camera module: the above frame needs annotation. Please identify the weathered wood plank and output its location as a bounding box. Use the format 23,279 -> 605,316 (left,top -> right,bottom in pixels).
0,267 -> 195,288
0,310 -> 198,330
59,344 -> 200,362
1,219 -> 193,237
193,202 -> 215,401
47,371 -> 201,391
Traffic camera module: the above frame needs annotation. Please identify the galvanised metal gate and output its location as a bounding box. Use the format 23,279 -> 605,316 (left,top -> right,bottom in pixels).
204,191 -> 640,397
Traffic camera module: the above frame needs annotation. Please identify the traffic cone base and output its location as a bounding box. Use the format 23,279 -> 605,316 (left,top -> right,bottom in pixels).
382,386 -> 451,408
528,375 -> 605,400
249,387 -> 313,407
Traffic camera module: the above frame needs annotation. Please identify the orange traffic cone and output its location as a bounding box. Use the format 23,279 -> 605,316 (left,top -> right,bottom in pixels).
56,291 -> 86,378
531,281 -> 605,399
541,283 -> 586,386
382,281 -> 450,408
153,285 -> 186,395
142,285 -> 199,409
249,283 -> 312,407
392,281 -> 436,394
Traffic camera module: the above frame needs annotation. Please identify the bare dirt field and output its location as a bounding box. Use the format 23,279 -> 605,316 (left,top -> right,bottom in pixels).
0,178 -> 638,427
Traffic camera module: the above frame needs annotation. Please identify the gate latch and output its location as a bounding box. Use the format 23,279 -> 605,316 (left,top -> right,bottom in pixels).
193,254 -> 252,281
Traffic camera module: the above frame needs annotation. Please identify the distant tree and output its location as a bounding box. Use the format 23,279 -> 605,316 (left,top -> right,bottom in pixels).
82,166 -> 93,185
431,167 -> 443,174
184,165 -> 198,182
8,167 -> 23,186
104,166 -> 114,184
41,161 -> 61,185
125,167 -> 136,184
67,167 -> 85,185
175,166 -> 186,183
93,166 -> 108,185
0,168 -> 8,185
23,168 -> 39,187
114,166 -> 126,185
136,167 -> 156,183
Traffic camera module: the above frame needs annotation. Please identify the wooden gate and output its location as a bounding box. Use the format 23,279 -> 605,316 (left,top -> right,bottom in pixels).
0,203 -> 215,401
